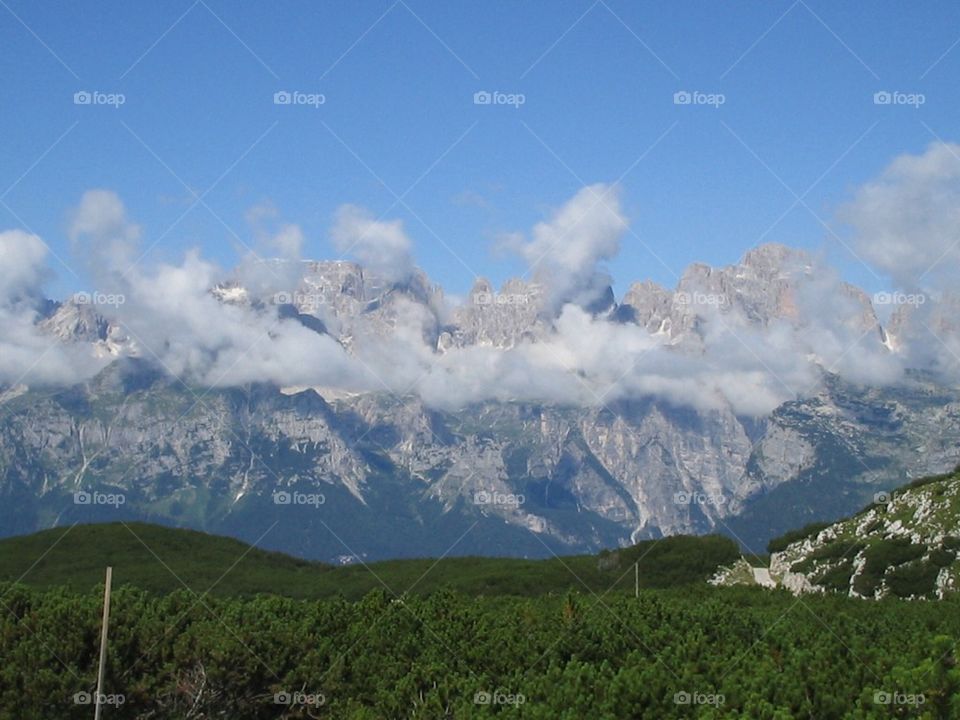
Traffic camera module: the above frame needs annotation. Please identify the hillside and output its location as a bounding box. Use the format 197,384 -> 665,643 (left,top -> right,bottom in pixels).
715,467 -> 960,599
0,522 -> 739,599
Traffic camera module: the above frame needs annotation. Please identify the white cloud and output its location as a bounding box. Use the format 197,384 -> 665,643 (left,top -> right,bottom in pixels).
838,141 -> 960,288
68,189 -> 141,272
0,230 -> 107,386
244,200 -> 304,260
10,170 -> 960,415
270,224 -> 304,259
0,230 -> 49,300
516,183 -> 625,310
331,204 -> 414,283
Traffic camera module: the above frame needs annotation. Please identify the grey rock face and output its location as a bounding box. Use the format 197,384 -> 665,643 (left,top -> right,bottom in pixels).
39,300 -> 131,357
294,261 -> 445,349
6,243 -> 960,560
620,243 -> 881,350
621,280 -> 676,336
40,301 -> 110,343
2,362 -> 959,561
442,277 -> 549,350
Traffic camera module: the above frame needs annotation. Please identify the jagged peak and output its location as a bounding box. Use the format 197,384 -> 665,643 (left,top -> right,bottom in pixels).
738,243 -> 812,274
39,299 -> 111,343
88,356 -> 169,394
623,279 -> 670,296
584,285 -> 616,316
500,277 -> 540,295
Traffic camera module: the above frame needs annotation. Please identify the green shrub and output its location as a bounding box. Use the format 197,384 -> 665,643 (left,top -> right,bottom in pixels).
767,521 -> 832,553
929,546 -> 956,568
792,542 -> 865,574
853,538 -> 927,597
887,560 -> 940,598
2,581 -> 960,719
814,561 -> 855,592
618,534 -> 741,588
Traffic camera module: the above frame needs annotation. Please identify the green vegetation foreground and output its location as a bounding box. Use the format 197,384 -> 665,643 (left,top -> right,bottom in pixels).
2,583 -> 959,719
0,523 -> 740,598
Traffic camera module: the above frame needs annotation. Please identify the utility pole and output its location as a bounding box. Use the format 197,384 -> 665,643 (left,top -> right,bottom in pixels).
634,562 -> 639,598
94,567 -> 112,720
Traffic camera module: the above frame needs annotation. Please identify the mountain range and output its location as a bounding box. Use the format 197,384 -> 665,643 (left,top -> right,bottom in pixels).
2,242 -> 959,561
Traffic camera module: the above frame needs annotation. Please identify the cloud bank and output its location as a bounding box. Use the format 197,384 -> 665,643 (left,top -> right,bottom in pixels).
516,183 -> 625,310
2,145 -> 959,418
839,141 -> 960,289
0,230 -> 107,386
331,205 -> 415,283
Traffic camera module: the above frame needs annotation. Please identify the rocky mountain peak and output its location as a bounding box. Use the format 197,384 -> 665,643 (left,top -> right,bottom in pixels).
739,243 -> 812,278
620,280 -> 673,335
40,300 -> 110,343
468,277 -> 494,301
445,276 -> 548,349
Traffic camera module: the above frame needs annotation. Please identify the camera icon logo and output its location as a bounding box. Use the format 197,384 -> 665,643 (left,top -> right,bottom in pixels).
273,491 -> 292,505
473,90 -> 492,105
673,91 -> 692,105
873,91 -> 892,105
74,91 -> 92,105
274,91 -> 292,105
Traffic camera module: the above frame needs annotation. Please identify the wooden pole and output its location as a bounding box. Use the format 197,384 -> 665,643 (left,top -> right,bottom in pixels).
94,567 -> 112,720
634,562 -> 639,598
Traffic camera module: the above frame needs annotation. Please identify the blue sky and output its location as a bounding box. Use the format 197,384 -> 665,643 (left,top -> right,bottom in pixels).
2,0 -> 959,300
